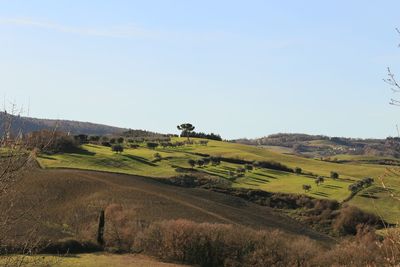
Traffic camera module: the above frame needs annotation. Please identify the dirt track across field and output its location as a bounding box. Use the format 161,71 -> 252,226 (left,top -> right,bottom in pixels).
21,169 -> 335,244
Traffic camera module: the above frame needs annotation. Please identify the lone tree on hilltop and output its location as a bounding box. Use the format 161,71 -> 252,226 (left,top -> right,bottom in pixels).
177,123 -> 195,141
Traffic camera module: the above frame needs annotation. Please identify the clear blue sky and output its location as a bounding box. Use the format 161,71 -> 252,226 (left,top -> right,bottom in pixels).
1,1 -> 400,139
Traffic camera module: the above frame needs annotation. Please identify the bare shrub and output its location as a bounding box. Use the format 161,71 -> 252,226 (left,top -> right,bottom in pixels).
380,227 -> 400,266
104,203 -> 137,252
314,228 -> 381,266
333,205 -> 381,235
0,106 -> 51,266
134,219 -> 320,267
26,130 -> 78,153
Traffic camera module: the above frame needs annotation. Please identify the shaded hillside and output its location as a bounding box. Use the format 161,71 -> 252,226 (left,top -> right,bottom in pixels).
0,112 -> 160,136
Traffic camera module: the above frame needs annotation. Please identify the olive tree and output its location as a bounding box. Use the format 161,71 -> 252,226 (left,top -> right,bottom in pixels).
188,159 -> 196,168
302,184 -> 312,192
315,176 -> 325,186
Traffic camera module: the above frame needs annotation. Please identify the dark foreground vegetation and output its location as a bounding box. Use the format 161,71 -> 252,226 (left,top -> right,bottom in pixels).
34,218 -> 400,267
135,219 -> 399,267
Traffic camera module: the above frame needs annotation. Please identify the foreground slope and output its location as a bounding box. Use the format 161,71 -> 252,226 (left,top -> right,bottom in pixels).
18,169 -> 333,243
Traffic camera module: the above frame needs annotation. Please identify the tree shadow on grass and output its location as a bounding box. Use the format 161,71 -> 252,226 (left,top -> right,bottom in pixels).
123,154 -> 157,167
312,192 -> 329,197
254,172 -> 277,179
249,177 -> 270,183
365,187 -> 395,194
208,169 -> 230,176
323,184 -> 343,189
202,170 -> 229,180
38,155 -> 57,160
242,182 -> 260,186
359,194 -> 379,199
72,147 -> 96,156
43,147 -> 96,156
221,166 -> 236,171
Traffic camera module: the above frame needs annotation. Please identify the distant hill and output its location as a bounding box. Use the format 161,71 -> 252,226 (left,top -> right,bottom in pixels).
0,112 -> 159,136
234,133 -> 400,158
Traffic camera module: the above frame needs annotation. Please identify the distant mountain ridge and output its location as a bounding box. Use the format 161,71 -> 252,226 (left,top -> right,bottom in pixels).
0,112 -> 129,136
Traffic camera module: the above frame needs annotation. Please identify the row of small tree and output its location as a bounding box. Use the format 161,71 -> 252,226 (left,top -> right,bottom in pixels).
188,157 -> 221,168
111,140 -> 209,153
295,167 -> 340,180
348,177 -> 374,194
230,164 -> 254,178
302,176 -> 374,194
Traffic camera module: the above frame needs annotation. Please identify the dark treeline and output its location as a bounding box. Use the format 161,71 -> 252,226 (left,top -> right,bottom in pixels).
180,131 -> 222,141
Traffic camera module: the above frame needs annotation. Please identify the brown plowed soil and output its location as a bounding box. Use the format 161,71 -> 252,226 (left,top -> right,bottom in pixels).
16,169 -> 334,244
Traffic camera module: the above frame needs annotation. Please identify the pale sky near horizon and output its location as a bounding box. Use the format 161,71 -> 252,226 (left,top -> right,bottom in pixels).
1,1 -> 400,139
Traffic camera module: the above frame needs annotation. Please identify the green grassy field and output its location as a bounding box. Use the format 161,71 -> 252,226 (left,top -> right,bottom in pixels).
37,138 -> 400,223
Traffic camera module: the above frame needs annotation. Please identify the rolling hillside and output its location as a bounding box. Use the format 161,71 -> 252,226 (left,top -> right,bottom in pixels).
37,137 -> 400,223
